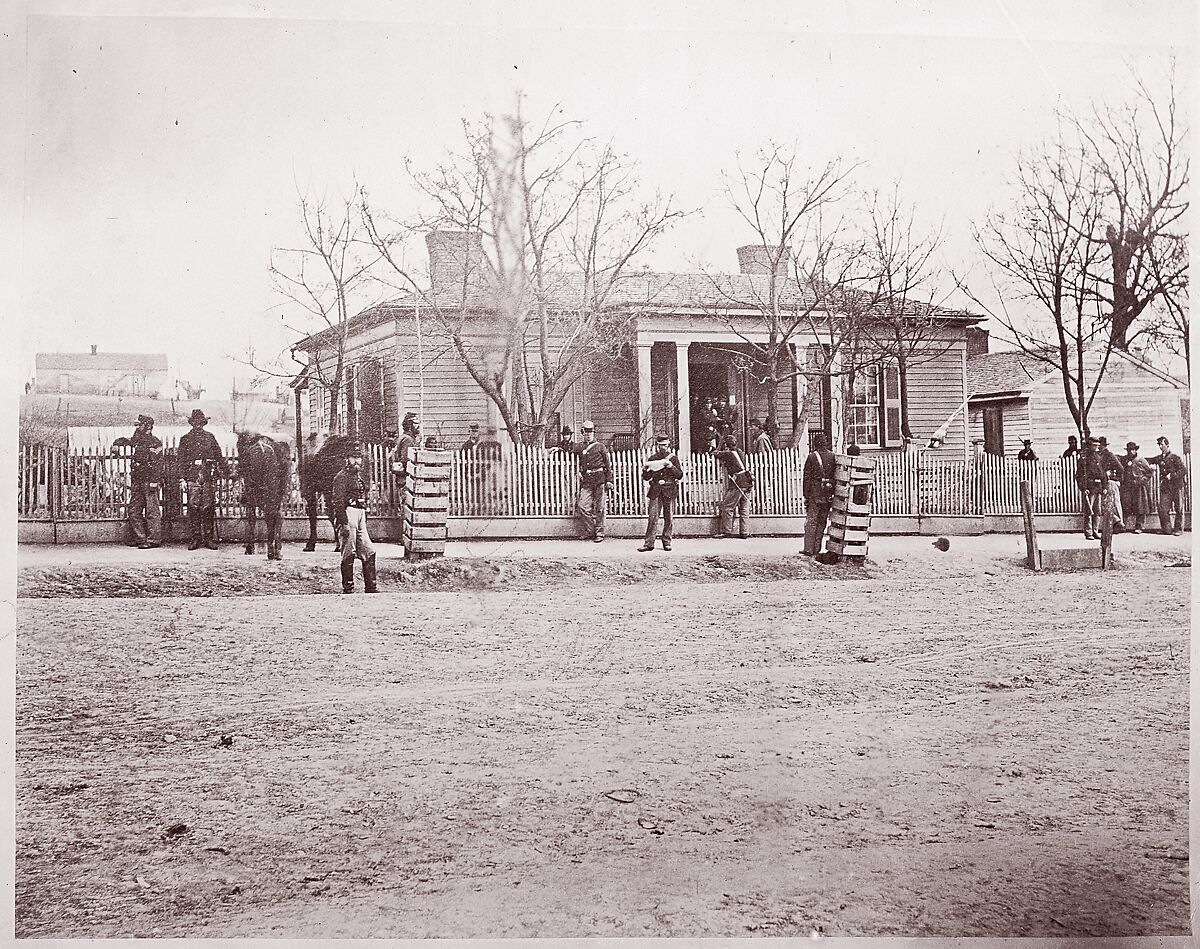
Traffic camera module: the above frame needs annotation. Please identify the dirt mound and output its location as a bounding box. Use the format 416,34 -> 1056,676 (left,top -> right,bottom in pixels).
18,554 -> 875,598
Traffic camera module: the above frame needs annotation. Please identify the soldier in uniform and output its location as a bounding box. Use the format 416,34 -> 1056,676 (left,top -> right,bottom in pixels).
749,419 -> 774,454
574,420 -> 612,543
123,414 -> 164,548
1148,435 -> 1187,535
802,434 -> 837,556
332,442 -> 378,593
177,409 -> 227,550
460,423 -> 481,453
1075,436 -> 1106,540
1119,441 -> 1152,534
1017,439 -> 1038,461
1096,436 -> 1126,530
715,434 -> 752,538
638,434 -> 683,552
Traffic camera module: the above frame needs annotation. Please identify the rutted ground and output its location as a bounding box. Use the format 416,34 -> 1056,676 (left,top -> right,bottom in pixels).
15,553 -> 1190,938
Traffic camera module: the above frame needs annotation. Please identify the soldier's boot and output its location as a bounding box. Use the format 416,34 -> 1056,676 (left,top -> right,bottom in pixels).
203,510 -> 219,550
340,559 -> 356,594
363,555 -> 379,594
188,508 -> 203,550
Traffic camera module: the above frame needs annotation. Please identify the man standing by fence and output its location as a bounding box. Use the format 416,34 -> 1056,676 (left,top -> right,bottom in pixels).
1076,436 -> 1106,540
1148,436 -> 1187,535
638,434 -> 683,552
715,434 -> 752,538
749,419 -> 773,454
123,414 -> 163,549
177,409 -> 226,550
802,434 -> 836,557
575,420 -> 612,543
1096,437 -> 1126,531
1119,442 -> 1151,534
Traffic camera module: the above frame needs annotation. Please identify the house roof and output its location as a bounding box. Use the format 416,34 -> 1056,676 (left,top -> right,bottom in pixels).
967,346 -> 1188,399
294,269 -> 982,353
967,349 -> 1057,398
36,352 -> 169,372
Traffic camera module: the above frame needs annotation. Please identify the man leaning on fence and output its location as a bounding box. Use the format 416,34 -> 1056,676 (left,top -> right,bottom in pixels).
802,434 -> 836,557
121,414 -> 164,549
575,420 -> 612,543
177,409 -> 226,550
1148,436 -> 1187,535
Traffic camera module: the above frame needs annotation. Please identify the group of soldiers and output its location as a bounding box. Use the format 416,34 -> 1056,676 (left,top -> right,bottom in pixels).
1074,434 -> 1187,538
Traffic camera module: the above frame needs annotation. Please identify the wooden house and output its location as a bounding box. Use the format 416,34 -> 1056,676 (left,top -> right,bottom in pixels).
967,344 -> 1189,458
290,231 -> 983,457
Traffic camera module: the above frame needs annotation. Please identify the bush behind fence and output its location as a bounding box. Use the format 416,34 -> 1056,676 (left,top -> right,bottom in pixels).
17,441 -> 1189,522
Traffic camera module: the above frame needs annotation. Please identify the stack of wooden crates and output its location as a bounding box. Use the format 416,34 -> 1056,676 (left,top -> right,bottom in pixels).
826,453 -> 876,559
402,448 -> 451,559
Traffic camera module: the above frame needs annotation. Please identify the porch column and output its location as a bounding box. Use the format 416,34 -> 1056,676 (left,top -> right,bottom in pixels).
637,341 -> 654,447
675,341 -> 691,455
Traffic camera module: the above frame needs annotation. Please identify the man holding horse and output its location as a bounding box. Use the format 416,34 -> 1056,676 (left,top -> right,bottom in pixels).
332,442 -> 379,593
177,409 -> 227,550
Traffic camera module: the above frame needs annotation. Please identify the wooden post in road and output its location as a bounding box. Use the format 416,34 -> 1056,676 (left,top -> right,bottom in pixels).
1020,479 -> 1039,571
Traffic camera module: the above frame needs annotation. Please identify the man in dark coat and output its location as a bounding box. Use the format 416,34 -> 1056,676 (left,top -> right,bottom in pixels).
1148,436 -> 1187,535
1096,436 -> 1126,530
124,414 -> 164,548
715,434 -> 752,538
802,434 -> 837,556
1017,439 -> 1038,461
575,420 -> 613,543
1075,436 -> 1106,540
749,419 -> 774,454
391,412 -> 421,474
1061,435 -> 1079,459
638,434 -> 683,552
177,409 -> 226,550
460,423 -> 481,453
1119,441 -> 1152,534
331,441 -> 377,593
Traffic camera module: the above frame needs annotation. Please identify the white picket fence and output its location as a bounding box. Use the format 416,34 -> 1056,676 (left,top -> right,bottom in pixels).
18,441 -> 1189,522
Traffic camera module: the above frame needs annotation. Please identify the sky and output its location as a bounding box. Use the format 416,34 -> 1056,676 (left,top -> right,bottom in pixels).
5,0 -> 1195,395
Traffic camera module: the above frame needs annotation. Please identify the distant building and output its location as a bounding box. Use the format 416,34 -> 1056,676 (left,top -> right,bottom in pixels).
35,345 -> 168,397
967,343 -> 1188,457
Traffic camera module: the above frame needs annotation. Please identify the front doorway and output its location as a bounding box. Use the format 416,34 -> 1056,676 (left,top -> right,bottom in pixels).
688,347 -> 746,451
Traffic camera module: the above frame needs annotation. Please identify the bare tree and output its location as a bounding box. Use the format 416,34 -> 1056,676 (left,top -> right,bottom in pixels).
363,100 -> 683,445
698,144 -> 866,447
1141,232 -> 1190,381
969,140 -> 1114,438
1072,67 -> 1189,352
855,188 -> 959,444
270,186 -> 380,431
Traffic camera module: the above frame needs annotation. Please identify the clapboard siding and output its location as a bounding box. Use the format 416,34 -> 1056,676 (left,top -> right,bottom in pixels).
1029,380 -> 1184,458
583,352 -> 639,440
903,340 -> 969,455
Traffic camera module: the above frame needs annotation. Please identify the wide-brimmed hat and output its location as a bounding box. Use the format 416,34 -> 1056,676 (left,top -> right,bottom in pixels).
1097,436 -> 1109,445
187,409 -> 208,425
136,414 -> 154,426
1126,441 -> 1139,451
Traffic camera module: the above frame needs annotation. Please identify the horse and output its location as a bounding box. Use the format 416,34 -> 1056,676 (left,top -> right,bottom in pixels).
297,434 -> 359,552
235,432 -> 292,560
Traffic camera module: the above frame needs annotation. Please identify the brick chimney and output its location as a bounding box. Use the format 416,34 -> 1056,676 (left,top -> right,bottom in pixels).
966,326 -> 990,357
426,230 -> 489,295
736,244 -> 789,278
90,344 -> 97,355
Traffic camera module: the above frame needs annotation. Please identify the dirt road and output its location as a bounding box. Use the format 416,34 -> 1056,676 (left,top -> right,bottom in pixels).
16,547 -> 1191,938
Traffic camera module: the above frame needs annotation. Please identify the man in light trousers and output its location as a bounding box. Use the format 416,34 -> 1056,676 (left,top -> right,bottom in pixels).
332,443 -> 378,593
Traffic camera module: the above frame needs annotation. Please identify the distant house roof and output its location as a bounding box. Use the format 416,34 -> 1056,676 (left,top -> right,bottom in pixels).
968,347 -> 1188,399
967,349 -> 1057,398
36,351 -> 169,372
293,269 -> 982,353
